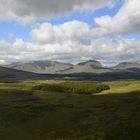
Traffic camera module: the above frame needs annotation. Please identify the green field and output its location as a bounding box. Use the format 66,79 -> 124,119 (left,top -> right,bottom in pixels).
0,80 -> 140,140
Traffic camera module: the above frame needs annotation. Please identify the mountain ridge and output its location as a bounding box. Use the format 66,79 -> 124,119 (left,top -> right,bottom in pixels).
113,62 -> 140,70
7,60 -> 73,74
3,60 -> 140,74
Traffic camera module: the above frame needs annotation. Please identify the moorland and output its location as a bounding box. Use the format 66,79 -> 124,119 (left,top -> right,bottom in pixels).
0,80 -> 140,140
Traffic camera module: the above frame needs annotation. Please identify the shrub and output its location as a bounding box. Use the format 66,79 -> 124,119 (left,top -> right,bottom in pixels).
32,82 -> 110,94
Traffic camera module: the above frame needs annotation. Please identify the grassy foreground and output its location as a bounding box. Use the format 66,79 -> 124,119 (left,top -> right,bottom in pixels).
0,80 -> 140,140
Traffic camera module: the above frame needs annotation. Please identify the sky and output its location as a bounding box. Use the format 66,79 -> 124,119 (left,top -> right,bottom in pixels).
0,0 -> 140,66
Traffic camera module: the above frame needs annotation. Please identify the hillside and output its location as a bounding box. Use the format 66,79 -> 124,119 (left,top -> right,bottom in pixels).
113,62 -> 140,70
8,60 -> 73,74
0,66 -> 38,81
78,60 -> 103,68
1,60 -> 140,82
5,60 -> 140,75
61,60 -> 112,74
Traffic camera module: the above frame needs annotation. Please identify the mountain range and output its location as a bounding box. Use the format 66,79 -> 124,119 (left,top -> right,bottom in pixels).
7,60 -> 72,74
0,59 -> 140,81
4,60 -> 140,74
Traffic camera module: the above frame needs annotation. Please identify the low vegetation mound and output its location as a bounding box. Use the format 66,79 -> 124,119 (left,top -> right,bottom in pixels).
32,82 -> 110,94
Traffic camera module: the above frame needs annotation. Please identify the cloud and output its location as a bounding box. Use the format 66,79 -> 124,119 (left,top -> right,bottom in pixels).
0,21 -> 140,66
0,0 -> 114,24
30,21 -> 90,44
0,0 -> 139,66
93,0 -> 140,36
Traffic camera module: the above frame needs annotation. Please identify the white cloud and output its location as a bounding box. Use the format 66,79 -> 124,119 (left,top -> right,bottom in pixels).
30,23 -> 55,44
30,21 -> 90,44
93,0 -> 140,36
0,0 -> 140,66
0,0 -> 115,24
0,21 -> 140,66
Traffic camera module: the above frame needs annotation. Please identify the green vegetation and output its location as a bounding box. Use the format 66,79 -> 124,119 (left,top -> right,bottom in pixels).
0,80 -> 139,140
32,81 -> 110,94
99,80 -> 140,95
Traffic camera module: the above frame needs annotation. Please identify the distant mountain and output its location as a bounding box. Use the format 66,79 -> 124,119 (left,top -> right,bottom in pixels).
0,64 -> 140,82
61,60 -> 112,74
78,60 -> 103,68
5,60 -> 140,74
7,60 -> 73,74
113,62 -> 140,70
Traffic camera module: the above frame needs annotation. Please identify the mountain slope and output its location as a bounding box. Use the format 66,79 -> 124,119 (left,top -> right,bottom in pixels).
113,62 -> 140,74
61,60 -> 112,74
8,60 -> 73,74
0,66 -> 38,81
113,62 -> 140,70
5,60 -> 140,75
0,65 -> 140,82
78,60 -> 103,68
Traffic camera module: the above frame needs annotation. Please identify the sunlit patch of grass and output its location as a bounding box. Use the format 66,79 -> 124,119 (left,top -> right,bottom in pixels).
98,80 -> 140,95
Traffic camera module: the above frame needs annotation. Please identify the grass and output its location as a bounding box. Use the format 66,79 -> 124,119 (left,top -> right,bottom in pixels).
0,80 -> 140,140
100,80 -> 140,94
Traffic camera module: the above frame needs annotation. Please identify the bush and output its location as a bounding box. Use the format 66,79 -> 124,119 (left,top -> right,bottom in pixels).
32,82 -> 110,94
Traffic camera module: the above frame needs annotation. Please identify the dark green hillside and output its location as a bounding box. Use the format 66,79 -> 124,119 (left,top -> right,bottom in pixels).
0,66 -> 38,81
